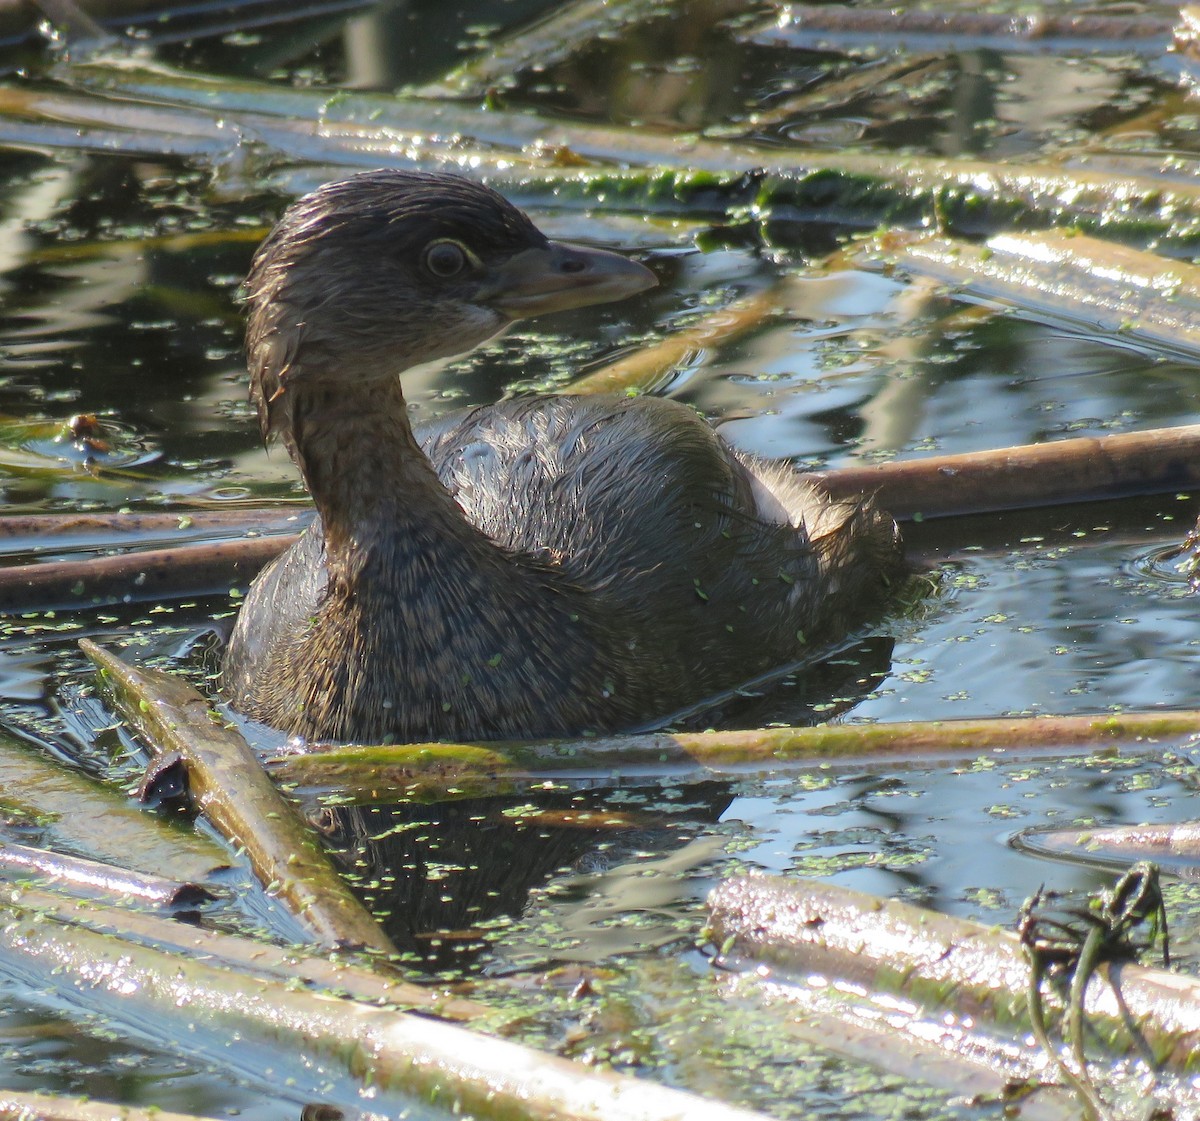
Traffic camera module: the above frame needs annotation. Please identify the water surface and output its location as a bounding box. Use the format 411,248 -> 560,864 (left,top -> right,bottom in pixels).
1,2 -> 1199,1115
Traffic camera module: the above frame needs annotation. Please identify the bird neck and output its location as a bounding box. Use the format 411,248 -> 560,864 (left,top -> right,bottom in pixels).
284,374 -> 473,572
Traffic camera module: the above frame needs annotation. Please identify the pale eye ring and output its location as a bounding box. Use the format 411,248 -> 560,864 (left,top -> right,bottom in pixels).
424,240 -> 468,278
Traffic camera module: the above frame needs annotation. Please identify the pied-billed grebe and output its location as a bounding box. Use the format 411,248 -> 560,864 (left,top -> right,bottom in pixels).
222,170 -> 902,743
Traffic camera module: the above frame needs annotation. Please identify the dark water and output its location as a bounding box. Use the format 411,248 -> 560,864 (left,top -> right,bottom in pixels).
1,1 -> 1200,1116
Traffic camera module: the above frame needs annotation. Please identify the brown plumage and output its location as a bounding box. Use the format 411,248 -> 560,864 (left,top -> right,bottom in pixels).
221,170 -> 903,744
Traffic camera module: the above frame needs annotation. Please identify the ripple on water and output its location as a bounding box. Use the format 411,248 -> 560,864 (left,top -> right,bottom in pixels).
0,414 -> 160,477
1134,529 -> 1200,593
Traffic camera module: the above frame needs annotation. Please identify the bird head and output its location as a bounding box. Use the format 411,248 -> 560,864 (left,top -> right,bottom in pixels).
243,169 -> 657,442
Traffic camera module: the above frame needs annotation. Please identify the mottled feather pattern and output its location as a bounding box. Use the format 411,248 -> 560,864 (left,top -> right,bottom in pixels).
226,390 -> 901,742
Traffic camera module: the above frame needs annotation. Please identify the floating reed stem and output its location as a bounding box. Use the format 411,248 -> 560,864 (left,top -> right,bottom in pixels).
0,729 -> 227,880
0,839 -> 212,907
419,0 -> 762,100
0,1089 -> 220,1121
9,0 -> 372,48
0,507 -> 305,546
568,283 -> 786,395
707,873 -> 1200,1072
10,883 -> 489,1021
417,0 -> 676,97
877,230 -> 1200,361
81,640 -> 395,955
749,4 -> 1177,54
14,61 -> 1200,248
1017,821 -> 1200,878
0,534 -> 296,611
717,948 -> 1074,1120
0,890 -> 774,1120
811,424 -> 1200,521
6,420 -> 1200,614
269,709 -> 1200,801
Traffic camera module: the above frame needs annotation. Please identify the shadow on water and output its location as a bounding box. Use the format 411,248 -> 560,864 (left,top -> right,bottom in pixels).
321,783 -> 738,971
311,638 -> 895,971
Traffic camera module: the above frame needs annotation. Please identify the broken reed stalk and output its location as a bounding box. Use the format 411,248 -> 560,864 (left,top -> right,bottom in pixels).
25,60 -> 1200,251
9,0 -> 371,49
0,507 -> 305,545
1019,821 -> 1200,875
30,0 -> 113,45
812,424 -> 1200,521
0,890 -> 774,1121
0,839 -> 212,907
0,83 -> 549,174
416,0 -> 684,97
10,883 -> 489,1021
268,709 -> 1200,801
17,226 -> 265,266
568,283 -> 786,395
707,874 -> 1200,1072
0,534 -> 296,611
80,639 -> 396,956
750,4 -> 1178,53
731,54 -> 952,133
0,1089 -> 219,1121
9,422 -> 1200,612
0,730 -> 228,881
717,956 -> 1073,1120
876,229 -> 1200,361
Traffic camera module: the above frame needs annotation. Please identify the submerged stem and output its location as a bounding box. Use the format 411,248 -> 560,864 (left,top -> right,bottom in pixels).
81,639 -> 396,955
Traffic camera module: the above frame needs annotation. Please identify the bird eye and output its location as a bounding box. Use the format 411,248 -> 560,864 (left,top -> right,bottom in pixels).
424,239 -> 469,278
